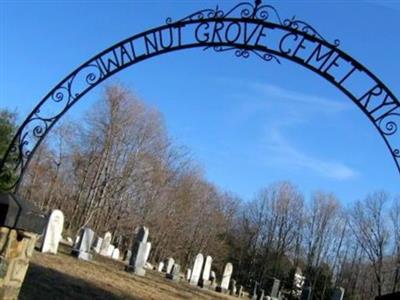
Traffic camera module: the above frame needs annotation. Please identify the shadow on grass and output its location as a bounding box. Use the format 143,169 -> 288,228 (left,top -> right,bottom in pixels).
20,262 -> 140,300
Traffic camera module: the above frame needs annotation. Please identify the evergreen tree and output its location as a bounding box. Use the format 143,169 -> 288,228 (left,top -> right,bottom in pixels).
0,109 -> 17,191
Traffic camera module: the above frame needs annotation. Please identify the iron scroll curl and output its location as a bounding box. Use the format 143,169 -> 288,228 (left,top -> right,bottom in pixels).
0,1 -> 399,191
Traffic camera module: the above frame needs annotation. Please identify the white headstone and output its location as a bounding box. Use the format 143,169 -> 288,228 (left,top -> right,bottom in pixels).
210,271 -> 216,280
71,227 -> 94,261
186,269 -> 192,281
74,234 -> 80,246
93,237 -> 103,253
100,232 -> 112,256
144,242 -> 151,263
107,244 -> 115,257
229,279 -> 237,295
165,257 -> 175,273
124,250 -> 132,262
210,271 -> 217,286
202,255 -> 212,281
41,210 -> 64,254
220,263 -> 233,290
145,262 -> 153,269
271,278 -> 280,297
190,253 -> 204,286
112,248 -> 120,260
157,262 -> 165,272
166,263 -> 181,281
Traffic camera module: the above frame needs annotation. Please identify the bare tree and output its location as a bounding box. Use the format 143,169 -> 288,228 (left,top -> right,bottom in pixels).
390,195 -> 400,292
350,191 -> 390,296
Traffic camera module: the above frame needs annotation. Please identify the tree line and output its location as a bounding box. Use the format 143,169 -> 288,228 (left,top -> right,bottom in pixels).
0,85 -> 399,299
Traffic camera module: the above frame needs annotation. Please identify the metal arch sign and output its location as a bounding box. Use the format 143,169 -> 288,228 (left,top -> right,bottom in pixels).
1,1 -> 399,190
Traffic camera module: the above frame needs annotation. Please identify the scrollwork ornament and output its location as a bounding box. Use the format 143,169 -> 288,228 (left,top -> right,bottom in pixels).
377,113 -> 400,136
51,86 -> 70,103
203,45 -> 280,64
283,18 -> 340,46
83,63 -> 103,86
235,49 -> 250,58
168,1 -> 340,47
251,50 -> 281,64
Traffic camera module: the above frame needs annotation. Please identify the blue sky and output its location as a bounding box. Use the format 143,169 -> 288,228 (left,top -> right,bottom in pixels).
1,0 -> 399,203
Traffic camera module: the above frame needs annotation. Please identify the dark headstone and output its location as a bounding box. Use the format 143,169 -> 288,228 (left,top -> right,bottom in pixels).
0,193 -> 46,233
125,226 -> 149,276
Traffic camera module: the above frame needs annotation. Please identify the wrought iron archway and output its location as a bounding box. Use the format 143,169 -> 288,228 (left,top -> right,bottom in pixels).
1,1 -> 399,190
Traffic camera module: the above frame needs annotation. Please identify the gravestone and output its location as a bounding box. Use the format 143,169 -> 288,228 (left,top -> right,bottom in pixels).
41,209 -> 64,254
200,255 -> 212,287
144,242 -> 151,263
250,281 -> 259,300
107,244 -> 115,257
126,226 -> 149,276
123,249 -> 132,262
301,286 -> 312,300
115,235 -> 124,249
331,287 -> 345,300
93,237 -> 103,253
210,271 -> 217,287
219,262 -> 233,292
100,232 -> 112,256
190,253 -> 204,286
112,248 -> 120,260
186,268 -> 192,280
73,234 -> 80,247
270,278 -> 280,298
257,288 -> 265,300
166,263 -> 181,282
229,279 -> 237,295
157,261 -> 165,272
165,257 -> 175,273
71,227 -> 94,261
237,285 -> 243,297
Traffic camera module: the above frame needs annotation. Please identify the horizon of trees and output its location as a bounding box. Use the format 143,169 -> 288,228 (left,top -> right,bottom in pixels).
0,84 -> 399,299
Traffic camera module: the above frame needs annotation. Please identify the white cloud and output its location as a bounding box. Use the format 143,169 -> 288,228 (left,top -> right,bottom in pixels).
250,82 -> 351,113
220,79 -> 359,180
263,127 -> 358,180
223,80 -> 352,126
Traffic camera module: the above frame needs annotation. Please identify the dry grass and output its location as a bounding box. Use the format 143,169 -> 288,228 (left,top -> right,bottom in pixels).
20,244 -> 243,300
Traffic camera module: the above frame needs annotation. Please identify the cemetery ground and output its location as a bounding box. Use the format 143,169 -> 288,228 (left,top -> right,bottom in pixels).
20,243 -> 239,300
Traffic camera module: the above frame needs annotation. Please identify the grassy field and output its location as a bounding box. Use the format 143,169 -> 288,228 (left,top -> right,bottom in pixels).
20,244 -> 242,300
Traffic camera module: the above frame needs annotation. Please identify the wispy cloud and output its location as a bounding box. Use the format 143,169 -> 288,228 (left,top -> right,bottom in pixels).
262,127 -> 358,180
223,80 -> 352,126
221,79 -> 358,180
250,82 -> 350,113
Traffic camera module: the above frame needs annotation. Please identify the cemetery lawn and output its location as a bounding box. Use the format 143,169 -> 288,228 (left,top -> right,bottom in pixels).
20,244 -> 240,300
